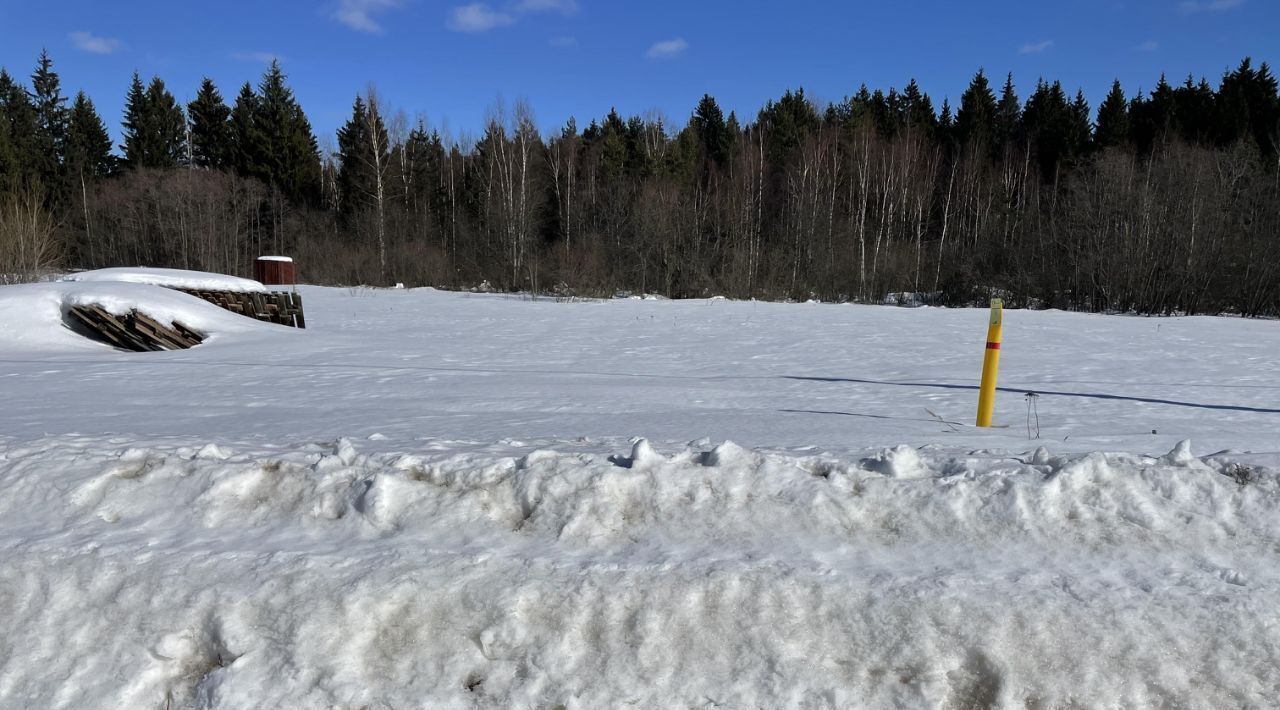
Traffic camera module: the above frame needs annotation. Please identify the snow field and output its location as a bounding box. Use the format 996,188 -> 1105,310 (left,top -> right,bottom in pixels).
1,280 -> 1279,707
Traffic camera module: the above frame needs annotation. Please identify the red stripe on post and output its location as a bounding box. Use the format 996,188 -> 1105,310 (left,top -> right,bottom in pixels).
986,342 -> 1001,350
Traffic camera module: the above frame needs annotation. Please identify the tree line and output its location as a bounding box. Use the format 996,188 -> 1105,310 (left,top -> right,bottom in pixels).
1,51 -> 1278,315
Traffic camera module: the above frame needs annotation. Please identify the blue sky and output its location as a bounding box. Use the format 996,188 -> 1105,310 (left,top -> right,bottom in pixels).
1,0 -> 1275,148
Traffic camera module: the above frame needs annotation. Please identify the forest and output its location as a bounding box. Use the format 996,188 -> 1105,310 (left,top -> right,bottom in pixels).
1,52 -> 1278,315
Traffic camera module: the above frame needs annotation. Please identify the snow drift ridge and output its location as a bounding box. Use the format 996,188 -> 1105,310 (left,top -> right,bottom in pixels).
0,435 -> 1275,708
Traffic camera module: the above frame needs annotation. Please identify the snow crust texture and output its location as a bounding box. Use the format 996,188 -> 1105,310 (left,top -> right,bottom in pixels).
0,435 -> 1276,708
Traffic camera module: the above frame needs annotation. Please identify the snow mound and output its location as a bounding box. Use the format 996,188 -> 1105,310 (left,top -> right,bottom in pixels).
0,282 -> 286,353
1,435 -> 1277,708
63,267 -> 267,293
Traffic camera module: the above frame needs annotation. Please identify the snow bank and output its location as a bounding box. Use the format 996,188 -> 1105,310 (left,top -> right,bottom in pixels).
0,281 -> 284,353
63,267 -> 267,293
0,435 -> 1275,708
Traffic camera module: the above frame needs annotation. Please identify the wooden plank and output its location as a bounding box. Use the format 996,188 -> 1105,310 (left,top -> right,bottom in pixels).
161,287 -> 306,329
67,305 -> 204,351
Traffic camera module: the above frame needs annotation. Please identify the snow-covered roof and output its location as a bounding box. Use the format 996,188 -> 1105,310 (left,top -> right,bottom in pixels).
62,267 -> 267,293
0,281 -> 281,352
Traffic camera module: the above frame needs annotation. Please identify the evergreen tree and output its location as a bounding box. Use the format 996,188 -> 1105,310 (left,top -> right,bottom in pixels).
1255,62 -> 1280,156
64,91 -> 114,263
862,89 -> 893,136
1022,80 -> 1078,179
956,69 -> 998,148
938,97 -> 955,144
1131,75 -> 1176,153
599,109 -> 628,180
1070,90 -> 1092,153
28,50 -> 69,193
0,69 -> 40,192
624,114 -> 652,178
250,61 -> 321,204
1170,75 -> 1215,143
336,94 -> 388,219
900,79 -> 937,135
228,82 -> 261,177
837,84 -> 875,132
401,119 -> 442,217
120,72 -> 145,162
1094,80 -> 1130,149
188,78 -> 232,169
121,73 -> 186,169
758,88 -> 820,164
690,94 -> 730,170
1217,58 -> 1280,156
65,91 -> 114,179
993,73 -> 1021,152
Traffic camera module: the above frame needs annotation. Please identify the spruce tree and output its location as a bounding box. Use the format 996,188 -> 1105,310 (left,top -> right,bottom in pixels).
1254,62 -> 1279,156
956,69 -> 998,149
229,82 -> 261,177
869,89 -> 894,136
120,72 -> 146,162
65,91 -> 114,179
1070,90 -> 1092,153
251,61 -> 321,205
938,98 -> 955,141
121,73 -> 186,169
1131,75 -> 1176,153
29,50 -> 69,195
64,91 -> 114,264
188,78 -> 232,169
900,79 -> 937,135
599,109 -> 628,180
1094,80 -> 1130,149
1219,59 -> 1280,156
1023,80 -> 1075,179
147,76 -> 187,167
838,84 -> 874,132
758,89 -> 820,164
690,94 -> 730,171
993,73 -> 1021,153
401,119 -> 436,214
1170,76 -> 1215,144
336,95 -> 377,219
0,69 -> 40,192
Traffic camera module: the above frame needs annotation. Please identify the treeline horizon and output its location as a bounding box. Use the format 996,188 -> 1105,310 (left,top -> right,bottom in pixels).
1,51 -> 1278,315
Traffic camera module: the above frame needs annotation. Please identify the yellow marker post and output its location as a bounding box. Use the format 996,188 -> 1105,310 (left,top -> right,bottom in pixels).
976,299 -> 1003,427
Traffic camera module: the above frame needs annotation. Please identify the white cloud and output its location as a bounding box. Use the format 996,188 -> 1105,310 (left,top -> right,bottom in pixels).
449,0 -> 579,35
646,37 -> 688,59
1137,39 -> 1159,51
515,0 -> 579,13
333,0 -> 403,33
1018,39 -> 1054,54
1179,0 -> 1243,13
448,3 -> 517,32
69,31 -> 121,55
231,51 -> 286,64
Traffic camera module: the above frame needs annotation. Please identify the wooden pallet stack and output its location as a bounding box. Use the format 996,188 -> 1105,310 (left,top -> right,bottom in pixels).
176,289 -> 305,328
67,305 -> 205,352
